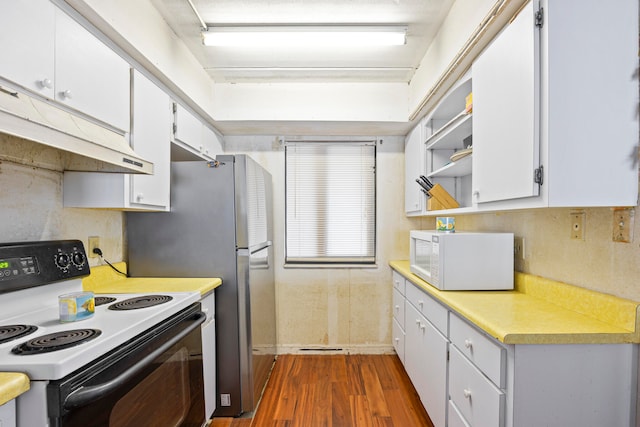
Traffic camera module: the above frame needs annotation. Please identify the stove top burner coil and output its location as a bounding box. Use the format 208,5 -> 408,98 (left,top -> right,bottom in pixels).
108,295 -> 173,311
94,296 -> 117,306
0,325 -> 38,345
11,329 -> 102,355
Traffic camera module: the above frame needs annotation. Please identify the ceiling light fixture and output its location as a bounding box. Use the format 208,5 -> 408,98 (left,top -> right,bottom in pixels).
201,25 -> 407,47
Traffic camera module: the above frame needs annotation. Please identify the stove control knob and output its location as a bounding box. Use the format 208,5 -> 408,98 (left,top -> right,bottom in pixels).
72,251 -> 86,267
55,253 -> 71,270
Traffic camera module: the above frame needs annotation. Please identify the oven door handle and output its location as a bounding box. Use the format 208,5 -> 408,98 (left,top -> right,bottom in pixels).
63,311 -> 206,410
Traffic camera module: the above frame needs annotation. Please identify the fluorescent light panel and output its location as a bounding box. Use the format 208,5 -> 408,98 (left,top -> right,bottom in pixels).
202,25 -> 407,47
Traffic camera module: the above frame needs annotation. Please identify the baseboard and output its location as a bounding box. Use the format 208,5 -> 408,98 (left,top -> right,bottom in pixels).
277,344 -> 395,355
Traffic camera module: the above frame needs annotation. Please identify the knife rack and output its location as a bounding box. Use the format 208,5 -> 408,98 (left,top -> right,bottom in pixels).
427,184 -> 460,210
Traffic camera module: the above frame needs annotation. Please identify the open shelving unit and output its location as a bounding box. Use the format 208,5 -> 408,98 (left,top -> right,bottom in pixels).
424,73 -> 473,213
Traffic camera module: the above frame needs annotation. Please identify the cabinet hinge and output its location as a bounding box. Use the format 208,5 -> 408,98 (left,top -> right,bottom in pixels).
172,102 -> 177,114
535,7 -> 544,28
534,165 -> 544,185
446,349 -> 450,361
172,123 -> 177,135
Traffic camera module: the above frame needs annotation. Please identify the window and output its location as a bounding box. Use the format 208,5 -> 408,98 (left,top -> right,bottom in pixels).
285,141 -> 376,265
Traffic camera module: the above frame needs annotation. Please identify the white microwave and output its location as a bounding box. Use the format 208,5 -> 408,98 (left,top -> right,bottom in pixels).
409,230 -> 514,290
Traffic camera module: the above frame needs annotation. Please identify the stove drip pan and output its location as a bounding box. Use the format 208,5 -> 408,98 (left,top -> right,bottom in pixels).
94,296 -> 117,306
11,329 -> 102,355
108,295 -> 173,311
0,325 -> 38,345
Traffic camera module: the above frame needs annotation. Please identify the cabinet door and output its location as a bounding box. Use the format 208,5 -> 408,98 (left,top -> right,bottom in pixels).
0,0 -> 55,98
174,103 -> 203,151
201,125 -> 223,159
472,1 -> 540,204
130,70 -> 171,209
405,303 -> 448,427
55,9 -> 130,132
404,122 -> 424,214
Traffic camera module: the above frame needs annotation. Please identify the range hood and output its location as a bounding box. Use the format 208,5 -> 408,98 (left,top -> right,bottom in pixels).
0,86 -> 153,174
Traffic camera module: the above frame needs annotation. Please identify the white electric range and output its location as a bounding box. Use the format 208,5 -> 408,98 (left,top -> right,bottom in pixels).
0,240 -> 207,427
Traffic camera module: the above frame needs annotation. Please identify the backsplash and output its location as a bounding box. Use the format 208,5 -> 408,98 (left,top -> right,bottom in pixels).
451,209 -> 640,301
0,133 -> 124,266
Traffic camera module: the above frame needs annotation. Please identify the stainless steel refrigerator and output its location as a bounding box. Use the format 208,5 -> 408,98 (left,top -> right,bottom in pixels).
125,155 -> 276,418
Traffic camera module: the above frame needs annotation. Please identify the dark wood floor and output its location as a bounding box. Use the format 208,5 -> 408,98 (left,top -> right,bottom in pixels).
212,353 -> 433,427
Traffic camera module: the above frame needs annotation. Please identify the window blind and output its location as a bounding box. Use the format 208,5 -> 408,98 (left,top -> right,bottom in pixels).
285,141 -> 376,264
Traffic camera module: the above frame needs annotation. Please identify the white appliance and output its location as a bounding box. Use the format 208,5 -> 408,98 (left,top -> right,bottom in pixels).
0,240 -> 207,426
410,230 -> 514,290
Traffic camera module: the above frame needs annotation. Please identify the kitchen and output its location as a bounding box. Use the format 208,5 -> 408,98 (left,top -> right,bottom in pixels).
0,0 -> 639,426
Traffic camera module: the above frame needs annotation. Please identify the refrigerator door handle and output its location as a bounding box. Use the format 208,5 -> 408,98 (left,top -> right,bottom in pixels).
250,241 -> 272,255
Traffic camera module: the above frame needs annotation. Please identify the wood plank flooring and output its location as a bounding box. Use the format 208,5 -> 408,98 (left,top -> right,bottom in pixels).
212,354 -> 433,427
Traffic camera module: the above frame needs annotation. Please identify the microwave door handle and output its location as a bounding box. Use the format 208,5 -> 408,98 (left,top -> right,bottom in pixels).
63,311 -> 206,410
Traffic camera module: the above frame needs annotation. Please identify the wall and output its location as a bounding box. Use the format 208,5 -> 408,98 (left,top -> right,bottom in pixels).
225,135 -> 420,352
0,133 -> 124,268
452,208 -> 640,302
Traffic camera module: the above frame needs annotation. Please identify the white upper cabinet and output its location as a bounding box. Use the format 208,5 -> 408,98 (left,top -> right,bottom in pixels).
472,0 -> 638,209
0,0 -> 131,133
173,103 -> 223,160
127,70 -> 172,209
412,0 -> 639,216
63,70 -> 172,211
472,1 -> 539,204
405,121 -> 425,215
54,10 -> 130,132
0,0 -> 55,98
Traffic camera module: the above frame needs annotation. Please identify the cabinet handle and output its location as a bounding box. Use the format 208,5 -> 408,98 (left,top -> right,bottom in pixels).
464,339 -> 473,349
418,299 -> 424,307
420,323 -> 426,331
395,305 -> 400,311
136,193 -> 144,202
415,319 -> 421,326
473,190 -> 480,197
39,78 -> 53,89
61,89 -> 73,100
395,338 -> 399,343
463,389 -> 472,399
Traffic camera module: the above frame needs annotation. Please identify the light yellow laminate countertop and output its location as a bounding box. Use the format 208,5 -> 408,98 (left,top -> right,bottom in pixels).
0,373 -> 29,406
82,263 -> 222,297
390,260 -> 640,345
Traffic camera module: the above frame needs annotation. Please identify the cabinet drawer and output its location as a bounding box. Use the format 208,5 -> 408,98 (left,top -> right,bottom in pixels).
405,282 -> 448,335
392,287 -> 405,328
392,317 -> 405,364
392,270 -> 406,295
449,346 -> 505,427
448,400 -> 471,427
450,314 -> 505,387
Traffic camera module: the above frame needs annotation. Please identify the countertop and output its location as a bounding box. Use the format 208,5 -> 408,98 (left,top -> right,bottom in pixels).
0,373 -> 29,406
390,260 -> 640,344
82,263 -> 222,296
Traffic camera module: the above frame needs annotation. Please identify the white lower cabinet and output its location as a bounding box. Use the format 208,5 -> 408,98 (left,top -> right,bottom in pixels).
449,345 -> 505,427
392,287 -> 406,363
0,399 -> 17,427
200,292 -> 216,420
404,296 -> 448,427
393,269 -> 637,427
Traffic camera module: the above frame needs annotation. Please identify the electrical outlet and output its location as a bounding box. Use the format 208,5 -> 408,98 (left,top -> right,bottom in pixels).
613,208 -> 634,243
220,394 -> 231,407
514,237 -> 525,260
88,236 -> 100,258
570,211 -> 585,240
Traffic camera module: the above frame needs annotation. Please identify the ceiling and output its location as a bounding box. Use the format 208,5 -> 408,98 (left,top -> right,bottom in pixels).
150,0 -> 455,84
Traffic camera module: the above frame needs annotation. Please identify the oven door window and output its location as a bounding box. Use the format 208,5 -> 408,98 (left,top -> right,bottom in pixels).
49,305 -> 205,427
110,347 -> 192,426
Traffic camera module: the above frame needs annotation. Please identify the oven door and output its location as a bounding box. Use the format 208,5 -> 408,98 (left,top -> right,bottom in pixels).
47,303 -> 206,427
